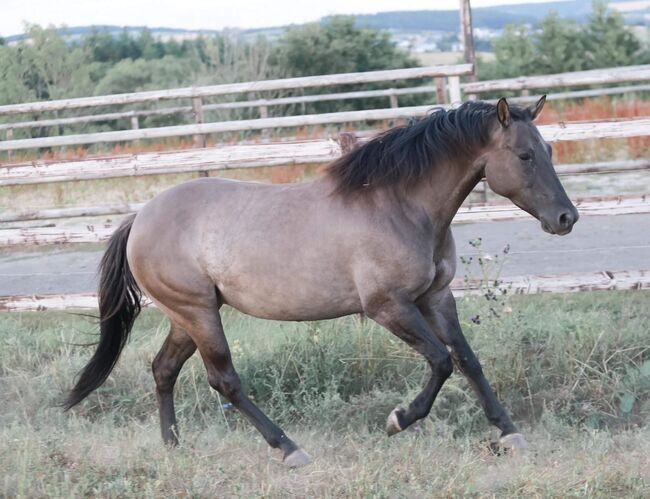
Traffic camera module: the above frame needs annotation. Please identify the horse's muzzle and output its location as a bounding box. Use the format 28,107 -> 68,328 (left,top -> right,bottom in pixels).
540,206 -> 579,235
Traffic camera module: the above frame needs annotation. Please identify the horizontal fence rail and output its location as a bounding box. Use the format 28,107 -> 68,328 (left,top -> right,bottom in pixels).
0,64 -> 472,116
2,106 -> 650,153
463,64 -> 650,95
0,105 -> 434,151
1,162 -> 648,223
1,194 -> 647,248
1,63 -> 648,150
2,82 -> 650,135
1,269 -> 648,312
0,87 -> 440,132
2,119 -> 650,186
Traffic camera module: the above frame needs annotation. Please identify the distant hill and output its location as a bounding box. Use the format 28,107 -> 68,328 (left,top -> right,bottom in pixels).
5,0 -> 646,44
332,1 -> 627,32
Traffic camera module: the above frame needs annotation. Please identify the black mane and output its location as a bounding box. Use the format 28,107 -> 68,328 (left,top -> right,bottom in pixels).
327,100 -> 531,194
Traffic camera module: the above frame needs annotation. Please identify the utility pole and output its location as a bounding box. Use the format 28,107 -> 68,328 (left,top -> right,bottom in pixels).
459,0 -> 477,82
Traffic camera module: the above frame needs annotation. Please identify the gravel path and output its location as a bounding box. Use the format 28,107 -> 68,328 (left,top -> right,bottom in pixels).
0,213 -> 648,295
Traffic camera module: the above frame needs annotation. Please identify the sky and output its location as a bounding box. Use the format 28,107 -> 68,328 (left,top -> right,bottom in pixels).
1,0 -> 565,37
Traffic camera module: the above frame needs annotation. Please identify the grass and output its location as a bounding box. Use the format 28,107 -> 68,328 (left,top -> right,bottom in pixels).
1,291 -> 649,497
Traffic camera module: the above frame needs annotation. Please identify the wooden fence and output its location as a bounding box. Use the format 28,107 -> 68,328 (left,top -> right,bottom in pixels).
2,193 -> 647,248
2,118 -> 650,186
0,63 -> 470,152
2,269 -> 648,312
1,117 -> 649,248
2,64 -> 649,153
463,65 -> 650,97
2,64 -> 650,310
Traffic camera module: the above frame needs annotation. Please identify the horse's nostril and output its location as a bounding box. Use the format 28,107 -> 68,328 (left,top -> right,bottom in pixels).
559,212 -> 572,228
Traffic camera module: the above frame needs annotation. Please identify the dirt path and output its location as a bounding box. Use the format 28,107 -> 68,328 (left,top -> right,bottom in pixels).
0,213 -> 648,295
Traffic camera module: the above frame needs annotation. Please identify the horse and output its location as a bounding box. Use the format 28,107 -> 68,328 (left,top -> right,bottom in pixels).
64,96 -> 578,467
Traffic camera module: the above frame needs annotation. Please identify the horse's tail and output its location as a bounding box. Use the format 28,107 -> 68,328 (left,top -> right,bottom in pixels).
64,214 -> 142,409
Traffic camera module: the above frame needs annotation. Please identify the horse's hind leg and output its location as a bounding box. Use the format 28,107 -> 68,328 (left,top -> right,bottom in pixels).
152,323 -> 197,446
175,306 -> 311,468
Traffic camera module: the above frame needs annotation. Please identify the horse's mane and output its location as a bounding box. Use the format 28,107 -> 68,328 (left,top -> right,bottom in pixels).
327,100 -> 531,194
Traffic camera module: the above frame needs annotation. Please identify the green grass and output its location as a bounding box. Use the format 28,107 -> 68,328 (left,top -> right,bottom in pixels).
1,292 -> 649,497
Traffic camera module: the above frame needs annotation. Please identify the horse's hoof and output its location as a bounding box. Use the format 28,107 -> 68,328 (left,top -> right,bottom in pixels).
499,432 -> 529,450
283,448 -> 312,468
386,407 -> 404,436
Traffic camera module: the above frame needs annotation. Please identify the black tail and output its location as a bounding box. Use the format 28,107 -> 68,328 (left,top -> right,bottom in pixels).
64,214 -> 142,409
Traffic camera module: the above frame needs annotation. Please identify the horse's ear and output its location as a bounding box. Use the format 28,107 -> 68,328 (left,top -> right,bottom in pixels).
528,94 -> 546,121
496,97 -> 510,128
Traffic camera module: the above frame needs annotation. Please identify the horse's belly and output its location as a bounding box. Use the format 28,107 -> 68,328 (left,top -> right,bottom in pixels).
219,279 -> 363,321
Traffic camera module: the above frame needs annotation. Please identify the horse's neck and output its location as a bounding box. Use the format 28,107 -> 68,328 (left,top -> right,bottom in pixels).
411,155 -> 484,230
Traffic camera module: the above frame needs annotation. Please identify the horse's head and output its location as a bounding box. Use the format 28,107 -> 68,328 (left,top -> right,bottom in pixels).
481,96 -> 579,235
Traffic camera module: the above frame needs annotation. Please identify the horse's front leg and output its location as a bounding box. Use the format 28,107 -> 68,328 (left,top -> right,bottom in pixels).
418,287 -> 528,449
364,295 -> 453,435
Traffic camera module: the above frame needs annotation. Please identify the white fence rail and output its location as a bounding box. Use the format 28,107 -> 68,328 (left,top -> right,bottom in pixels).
2,119 -> 650,186
1,194 -> 647,248
0,64 -> 472,117
2,82 -> 648,137
463,65 -> 650,96
2,269 -> 648,312
2,64 -> 649,153
1,161 -> 648,223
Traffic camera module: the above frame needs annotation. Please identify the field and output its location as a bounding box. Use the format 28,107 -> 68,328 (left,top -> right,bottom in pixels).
1,291 -> 649,497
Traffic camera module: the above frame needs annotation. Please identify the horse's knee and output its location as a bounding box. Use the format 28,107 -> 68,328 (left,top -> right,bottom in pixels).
435,353 -> 454,379
207,369 -> 242,401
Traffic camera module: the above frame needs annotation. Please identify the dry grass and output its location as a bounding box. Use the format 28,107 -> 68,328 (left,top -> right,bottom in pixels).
1,292 -> 649,497
2,418 -> 648,497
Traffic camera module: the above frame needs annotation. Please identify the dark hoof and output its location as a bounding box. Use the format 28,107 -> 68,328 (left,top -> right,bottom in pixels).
283,448 -> 312,468
500,432 -> 529,451
386,407 -> 405,436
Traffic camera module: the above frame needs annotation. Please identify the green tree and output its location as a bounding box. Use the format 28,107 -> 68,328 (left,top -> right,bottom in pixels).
15,24 -> 95,101
483,1 -> 643,81
275,16 -> 416,77
535,13 -> 584,74
487,25 -> 536,79
94,55 -> 202,96
271,16 -> 420,112
581,1 -> 640,68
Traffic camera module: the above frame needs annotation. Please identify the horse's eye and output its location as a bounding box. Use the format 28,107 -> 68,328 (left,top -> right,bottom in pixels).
518,152 -> 532,161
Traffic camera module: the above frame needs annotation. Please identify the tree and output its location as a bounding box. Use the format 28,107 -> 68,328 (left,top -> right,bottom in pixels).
482,0 -> 644,81
535,13 -> 584,74
581,1 -> 640,68
274,16 -> 417,77
487,25 -> 536,79
271,16 -> 420,112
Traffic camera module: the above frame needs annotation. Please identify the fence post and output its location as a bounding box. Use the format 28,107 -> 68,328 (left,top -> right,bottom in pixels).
434,77 -> 447,105
338,132 -> 358,155
389,92 -> 399,109
460,0 -> 477,83
259,104 -> 269,142
6,128 -> 13,162
521,89 -> 530,97
447,76 -> 462,104
130,115 -> 140,148
191,96 -> 206,148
